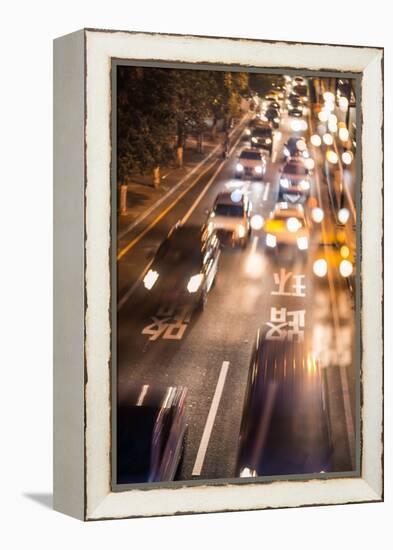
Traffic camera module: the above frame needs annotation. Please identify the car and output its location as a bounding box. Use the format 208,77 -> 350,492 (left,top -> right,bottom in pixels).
250,122 -> 274,155
236,333 -> 332,478
235,148 -> 267,180
283,136 -> 308,159
292,83 -> 308,103
208,191 -> 251,248
312,241 -> 355,290
264,107 -> 280,129
117,385 -> 188,484
263,202 -> 310,252
267,100 -> 280,111
287,97 -> 304,117
142,223 -> 221,309
278,157 -> 311,202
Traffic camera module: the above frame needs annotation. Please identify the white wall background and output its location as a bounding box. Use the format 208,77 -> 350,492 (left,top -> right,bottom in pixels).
1,1 -> 391,547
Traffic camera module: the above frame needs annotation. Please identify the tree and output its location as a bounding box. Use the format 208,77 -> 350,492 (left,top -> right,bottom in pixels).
117,67 -> 176,186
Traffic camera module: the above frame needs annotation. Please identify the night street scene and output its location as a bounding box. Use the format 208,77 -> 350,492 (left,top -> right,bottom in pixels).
115,66 -> 358,486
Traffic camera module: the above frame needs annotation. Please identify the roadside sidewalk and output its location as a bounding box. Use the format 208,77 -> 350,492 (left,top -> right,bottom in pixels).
117,115 -> 250,240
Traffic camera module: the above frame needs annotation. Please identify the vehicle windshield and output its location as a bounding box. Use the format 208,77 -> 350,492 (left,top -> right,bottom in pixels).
293,85 -> 307,96
117,406 -> 157,483
284,163 -> 307,175
240,151 -> 261,160
214,203 -> 244,217
252,128 -> 271,137
157,238 -> 202,265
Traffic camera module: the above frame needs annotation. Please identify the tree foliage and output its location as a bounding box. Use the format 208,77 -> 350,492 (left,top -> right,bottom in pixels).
117,67 -> 249,181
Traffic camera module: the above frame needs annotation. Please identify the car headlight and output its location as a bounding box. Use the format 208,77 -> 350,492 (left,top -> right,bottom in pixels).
240,467 -> 257,478
251,137 -> 257,143
339,259 -> 353,278
245,128 -> 251,136
187,273 -> 204,293
266,233 -> 277,248
237,225 -> 246,238
299,179 -> 310,191
297,236 -> 308,250
143,269 -> 159,290
274,117 -> 280,123
254,165 -> 263,174
265,138 -> 272,144
236,163 -> 244,172
280,178 -> 290,188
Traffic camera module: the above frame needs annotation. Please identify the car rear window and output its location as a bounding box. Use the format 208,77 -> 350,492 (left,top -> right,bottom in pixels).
252,128 -> 272,137
284,163 -> 307,175
214,204 -> 244,217
240,151 -> 261,160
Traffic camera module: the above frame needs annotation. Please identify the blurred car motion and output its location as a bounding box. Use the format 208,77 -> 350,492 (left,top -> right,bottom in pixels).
235,148 -> 267,180
264,202 -> 310,252
250,122 -> 274,155
278,157 -> 311,202
143,223 -> 220,309
209,191 -> 251,248
117,385 -> 187,484
236,333 -> 332,478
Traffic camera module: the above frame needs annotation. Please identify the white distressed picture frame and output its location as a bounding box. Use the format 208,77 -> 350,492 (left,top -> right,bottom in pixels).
53,29 -> 383,521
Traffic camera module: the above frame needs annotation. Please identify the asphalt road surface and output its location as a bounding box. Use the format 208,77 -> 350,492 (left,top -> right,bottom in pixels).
116,107 -> 357,482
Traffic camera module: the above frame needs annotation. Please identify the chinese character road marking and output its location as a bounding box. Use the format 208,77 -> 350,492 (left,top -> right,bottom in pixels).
142,305 -> 192,341
271,268 -> 306,297
265,307 -> 306,342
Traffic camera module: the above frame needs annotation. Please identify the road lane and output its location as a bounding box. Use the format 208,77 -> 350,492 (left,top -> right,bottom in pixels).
116,104 -> 356,482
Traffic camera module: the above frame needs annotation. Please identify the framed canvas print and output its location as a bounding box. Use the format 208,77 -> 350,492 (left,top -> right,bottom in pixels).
53,29 -> 384,520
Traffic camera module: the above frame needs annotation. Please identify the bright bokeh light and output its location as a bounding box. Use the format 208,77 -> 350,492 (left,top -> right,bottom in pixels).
339,259 -> 353,277
287,217 -> 301,232
304,158 -> 315,171
143,269 -> 159,290
328,120 -> 338,133
339,127 -> 349,142
339,96 -> 349,110
313,258 -> 328,277
311,134 -> 322,147
328,114 -> 337,125
326,150 -> 338,164
323,133 -> 334,145
324,101 -> 335,113
300,120 -> 308,131
323,91 -> 335,102
297,236 -> 308,250
187,273 -> 204,293
250,214 -> 264,230
290,119 -> 302,132
342,151 -> 354,165
311,207 -> 324,223
338,207 -> 350,224
318,111 -> 328,122
340,245 -> 350,259
231,189 -> 243,202
296,139 -> 306,151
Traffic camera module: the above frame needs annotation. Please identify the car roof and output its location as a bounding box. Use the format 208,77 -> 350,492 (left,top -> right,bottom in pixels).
167,224 -> 207,245
273,202 -> 304,217
215,192 -> 245,205
240,147 -> 261,155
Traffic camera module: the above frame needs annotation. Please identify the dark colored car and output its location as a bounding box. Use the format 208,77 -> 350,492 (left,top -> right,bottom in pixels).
142,223 -> 220,309
250,123 -> 273,155
117,385 -> 187,484
236,333 -> 332,478
278,157 -> 311,201
283,137 -> 307,159
265,107 -> 280,129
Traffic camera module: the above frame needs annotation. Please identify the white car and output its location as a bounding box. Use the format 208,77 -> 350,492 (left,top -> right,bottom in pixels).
208,192 -> 251,248
264,202 -> 310,251
235,148 -> 267,180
